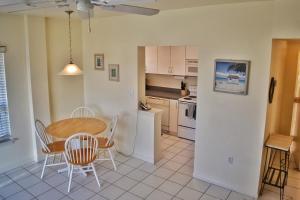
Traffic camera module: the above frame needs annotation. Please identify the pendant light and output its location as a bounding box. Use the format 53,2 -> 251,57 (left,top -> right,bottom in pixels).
59,10 -> 82,76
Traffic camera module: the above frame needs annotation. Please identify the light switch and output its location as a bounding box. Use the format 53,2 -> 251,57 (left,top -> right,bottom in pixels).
129,88 -> 134,97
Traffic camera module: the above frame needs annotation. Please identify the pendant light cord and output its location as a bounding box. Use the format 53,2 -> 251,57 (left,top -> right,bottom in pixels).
88,9 -> 91,33
67,11 -> 73,64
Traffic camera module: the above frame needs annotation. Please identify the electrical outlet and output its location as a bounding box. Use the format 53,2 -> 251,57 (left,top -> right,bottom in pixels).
228,156 -> 234,165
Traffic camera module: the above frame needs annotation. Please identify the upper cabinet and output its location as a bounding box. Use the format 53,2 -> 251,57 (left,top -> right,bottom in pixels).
145,45 -> 199,76
158,46 -> 185,76
157,46 -> 171,74
145,46 -> 158,74
171,46 -> 186,76
186,46 -> 199,60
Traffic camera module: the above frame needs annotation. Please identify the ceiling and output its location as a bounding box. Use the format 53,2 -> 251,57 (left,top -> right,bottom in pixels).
0,0 -> 272,18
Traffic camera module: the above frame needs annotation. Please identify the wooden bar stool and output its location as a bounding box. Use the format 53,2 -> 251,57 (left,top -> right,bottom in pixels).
260,134 -> 293,200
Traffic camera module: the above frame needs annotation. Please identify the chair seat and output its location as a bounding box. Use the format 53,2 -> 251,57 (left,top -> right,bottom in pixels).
42,141 -> 65,154
98,137 -> 114,148
67,148 -> 97,166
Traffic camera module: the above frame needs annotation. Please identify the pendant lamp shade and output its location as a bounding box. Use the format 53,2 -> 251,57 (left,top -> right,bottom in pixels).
59,10 -> 82,76
58,63 -> 82,76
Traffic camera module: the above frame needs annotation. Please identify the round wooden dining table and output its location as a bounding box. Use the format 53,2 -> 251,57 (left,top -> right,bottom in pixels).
46,118 -> 107,139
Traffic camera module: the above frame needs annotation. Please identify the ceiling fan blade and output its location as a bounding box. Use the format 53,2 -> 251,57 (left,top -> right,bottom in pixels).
101,4 -> 159,16
0,0 -> 66,7
1,0 -> 68,13
91,0 -> 156,6
7,4 -> 57,13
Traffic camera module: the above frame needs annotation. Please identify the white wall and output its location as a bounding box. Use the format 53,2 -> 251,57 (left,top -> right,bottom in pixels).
0,14 -> 84,172
82,1 -> 273,197
0,14 -> 36,172
272,0 -> 300,39
46,18 -> 84,121
0,0 -> 299,195
27,16 -> 51,160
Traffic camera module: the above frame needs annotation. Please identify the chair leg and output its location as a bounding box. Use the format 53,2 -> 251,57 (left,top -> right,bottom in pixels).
91,163 -> 101,188
63,153 -> 70,176
68,165 -> 74,193
108,148 -> 117,171
41,154 -> 48,179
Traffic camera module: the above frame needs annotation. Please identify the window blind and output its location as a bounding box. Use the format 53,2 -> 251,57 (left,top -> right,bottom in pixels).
0,51 -> 11,139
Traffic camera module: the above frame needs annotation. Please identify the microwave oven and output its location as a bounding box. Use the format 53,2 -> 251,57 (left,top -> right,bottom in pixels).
185,59 -> 198,76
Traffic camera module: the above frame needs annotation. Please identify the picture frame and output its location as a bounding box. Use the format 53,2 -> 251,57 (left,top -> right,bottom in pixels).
109,64 -> 120,82
94,54 -> 104,70
214,59 -> 250,95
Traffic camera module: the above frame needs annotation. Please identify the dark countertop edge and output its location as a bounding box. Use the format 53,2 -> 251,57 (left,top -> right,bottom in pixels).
146,90 -> 182,100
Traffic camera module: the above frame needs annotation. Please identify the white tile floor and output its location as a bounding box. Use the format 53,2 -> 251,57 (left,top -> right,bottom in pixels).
0,134 -> 271,200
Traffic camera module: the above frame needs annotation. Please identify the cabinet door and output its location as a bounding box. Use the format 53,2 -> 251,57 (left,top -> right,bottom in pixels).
157,46 -> 171,74
145,46 -> 157,74
171,46 -> 186,76
186,46 -> 198,60
169,99 -> 178,133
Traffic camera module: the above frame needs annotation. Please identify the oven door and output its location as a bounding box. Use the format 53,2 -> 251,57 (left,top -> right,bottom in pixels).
178,102 -> 196,128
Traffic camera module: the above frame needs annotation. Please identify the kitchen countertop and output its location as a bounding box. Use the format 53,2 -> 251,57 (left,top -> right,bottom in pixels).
146,86 -> 182,100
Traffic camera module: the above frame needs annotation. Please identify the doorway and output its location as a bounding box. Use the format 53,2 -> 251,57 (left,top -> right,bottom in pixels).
137,45 -> 196,170
261,39 -> 300,199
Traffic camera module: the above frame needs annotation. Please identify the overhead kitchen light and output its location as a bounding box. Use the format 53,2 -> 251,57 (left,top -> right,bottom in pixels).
59,10 -> 82,76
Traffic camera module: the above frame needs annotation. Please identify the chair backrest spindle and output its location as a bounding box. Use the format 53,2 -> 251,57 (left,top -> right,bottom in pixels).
35,120 -> 52,153
65,133 -> 98,165
106,114 -> 119,146
71,107 -> 95,118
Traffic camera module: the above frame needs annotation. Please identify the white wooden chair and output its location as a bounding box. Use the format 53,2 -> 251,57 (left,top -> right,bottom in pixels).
64,133 -> 100,193
97,115 -> 119,171
71,107 -> 95,118
35,120 -> 67,179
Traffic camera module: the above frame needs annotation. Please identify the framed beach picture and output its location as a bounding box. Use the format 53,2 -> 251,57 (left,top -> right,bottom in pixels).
94,54 -> 104,70
214,59 -> 250,95
109,64 -> 120,82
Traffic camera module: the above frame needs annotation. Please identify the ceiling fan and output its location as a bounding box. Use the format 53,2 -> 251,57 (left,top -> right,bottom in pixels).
1,0 -> 160,17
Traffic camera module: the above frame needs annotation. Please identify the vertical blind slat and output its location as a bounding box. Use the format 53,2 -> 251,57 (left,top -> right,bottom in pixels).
0,53 -> 11,138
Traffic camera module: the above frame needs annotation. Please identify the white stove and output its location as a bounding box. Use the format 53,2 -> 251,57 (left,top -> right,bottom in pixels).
177,86 -> 197,141
179,95 -> 197,103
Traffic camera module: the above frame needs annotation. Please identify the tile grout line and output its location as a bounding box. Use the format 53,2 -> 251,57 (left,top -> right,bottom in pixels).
0,135 -> 196,200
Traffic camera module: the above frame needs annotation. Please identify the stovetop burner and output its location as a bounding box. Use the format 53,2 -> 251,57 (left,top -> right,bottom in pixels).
179,95 -> 197,103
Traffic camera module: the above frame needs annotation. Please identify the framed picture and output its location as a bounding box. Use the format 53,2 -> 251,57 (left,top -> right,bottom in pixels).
214,59 -> 250,95
109,64 -> 120,82
94,54 -> 104,70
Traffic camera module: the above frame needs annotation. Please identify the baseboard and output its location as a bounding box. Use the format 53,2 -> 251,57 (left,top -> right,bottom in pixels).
132,152 -> 154,164
193,171 -> 258,199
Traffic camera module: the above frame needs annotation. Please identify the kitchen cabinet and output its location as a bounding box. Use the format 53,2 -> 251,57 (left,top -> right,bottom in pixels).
146,45 -> 198,76
157,46 -> 171,74
169,99 -> 178,133
157,46 -> 185,76
171,46 -> 186,76
145,46 -> 158,74
146,96 -> 170,131
186,46 -> 198,60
